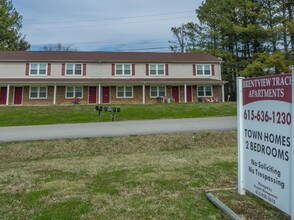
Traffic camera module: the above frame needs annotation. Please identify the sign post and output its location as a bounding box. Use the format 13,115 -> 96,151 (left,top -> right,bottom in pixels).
290,68 -> 294,219
237,77 -> 245,195
238,71 -> 294,217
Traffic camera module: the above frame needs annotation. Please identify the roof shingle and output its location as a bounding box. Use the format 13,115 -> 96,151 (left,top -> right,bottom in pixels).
0,51 -> 221,63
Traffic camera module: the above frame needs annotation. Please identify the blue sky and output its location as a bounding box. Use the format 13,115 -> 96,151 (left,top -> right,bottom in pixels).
13,0 -> 203,52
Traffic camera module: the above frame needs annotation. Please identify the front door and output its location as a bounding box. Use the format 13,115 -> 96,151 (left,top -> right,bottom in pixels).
172,86 -> 179,103
102,87 -> 110,103
0,87 -> 7,105
14,87 -> 23,105
187,86 -> 192,102
89,86 -> 97,104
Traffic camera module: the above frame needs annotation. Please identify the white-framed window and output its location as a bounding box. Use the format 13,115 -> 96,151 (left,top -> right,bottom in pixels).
66,86 -> 83,98
66,64 -> 82,76
29,86 -> 47,99
197,85 -> 213,97
116,64 -> 131,76
30,63 -> 47,76
150,64 -> 165,76
150,86 -> 166,97
196,64 -> 211,76
116,86 -> 133,98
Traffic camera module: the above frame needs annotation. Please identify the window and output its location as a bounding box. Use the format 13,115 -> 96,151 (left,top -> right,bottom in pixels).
39,87 -> 47,98
66,64 -> 82,75
29,87 -> 47,99
116,64 -> 131,76
75,87 -> 83,97
197,86 -> 212,97
30,63 -> 47,75
150,86 -> 166,97
30,87 -> 38,98
150,64 -> 165,76
116,86 -> 133,98
196,64 -> 211,76
66,86 -> 83,98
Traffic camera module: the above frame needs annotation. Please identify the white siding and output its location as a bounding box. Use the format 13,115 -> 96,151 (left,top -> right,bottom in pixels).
100,64 -> 112,77
0,62 -> 222,79
0,63 -> 26,77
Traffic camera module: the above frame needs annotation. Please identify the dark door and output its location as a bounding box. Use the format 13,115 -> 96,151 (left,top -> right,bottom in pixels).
89,86 -> 97,104
102,87 -> 110,103
172,86 -> 179,103
14,87 -> 23,105
187,86 -> 192,102
0,87 -> 7,105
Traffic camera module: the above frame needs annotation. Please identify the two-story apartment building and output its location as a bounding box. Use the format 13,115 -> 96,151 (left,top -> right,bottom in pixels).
0,51 -> 226,106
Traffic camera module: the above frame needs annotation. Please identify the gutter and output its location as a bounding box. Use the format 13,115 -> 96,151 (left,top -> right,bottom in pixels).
0,77 -> 228,85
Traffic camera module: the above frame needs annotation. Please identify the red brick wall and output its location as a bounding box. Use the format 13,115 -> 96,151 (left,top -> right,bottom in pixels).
56,86 -> 89,105
193,85 -> 222,102
21,86 -> 90,106
110,86 -> 143,104
213,85 -> 222,101
23,86 -> 54,106
14,84 -> 223,106
145,86 -> 162,104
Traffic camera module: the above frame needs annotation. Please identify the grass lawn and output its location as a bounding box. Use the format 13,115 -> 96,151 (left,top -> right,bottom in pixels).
0,131 -> 288,219
0,102 -> 236,127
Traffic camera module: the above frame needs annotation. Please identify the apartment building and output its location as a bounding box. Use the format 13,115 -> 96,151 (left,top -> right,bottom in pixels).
0,51 -> 226,105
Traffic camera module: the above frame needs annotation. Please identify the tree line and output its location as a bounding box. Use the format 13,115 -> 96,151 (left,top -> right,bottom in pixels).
170,0 -> 294,99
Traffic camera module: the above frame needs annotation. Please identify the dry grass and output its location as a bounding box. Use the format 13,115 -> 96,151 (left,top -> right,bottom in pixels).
0,131 -> 289,219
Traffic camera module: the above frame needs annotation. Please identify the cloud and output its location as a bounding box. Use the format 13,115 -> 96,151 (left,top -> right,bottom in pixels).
13,0 -> 202,51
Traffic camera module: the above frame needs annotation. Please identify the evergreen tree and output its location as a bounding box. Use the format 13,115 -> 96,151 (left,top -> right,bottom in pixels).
0,0 -> 30,50
169,0 -> 294,100
279,0 -> 294,57
241,52 -> 290,76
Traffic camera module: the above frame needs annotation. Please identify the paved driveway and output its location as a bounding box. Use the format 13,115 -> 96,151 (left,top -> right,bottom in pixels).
0,116 -> 237,143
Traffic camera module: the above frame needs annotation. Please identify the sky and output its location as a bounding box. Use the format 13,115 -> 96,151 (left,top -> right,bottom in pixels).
12,0 -> 203,52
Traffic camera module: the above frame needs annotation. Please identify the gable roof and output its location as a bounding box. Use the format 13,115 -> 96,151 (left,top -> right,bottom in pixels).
0,51 -> 221,63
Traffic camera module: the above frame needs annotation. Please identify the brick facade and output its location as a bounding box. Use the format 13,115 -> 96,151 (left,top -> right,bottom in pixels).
22,86 -> 53,106
0,51 -> 226,106
56,86 -> 89,105
213,85 -> 222,101
1,84 -> 224,106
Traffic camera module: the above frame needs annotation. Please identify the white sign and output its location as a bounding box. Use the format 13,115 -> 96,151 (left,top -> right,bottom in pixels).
237,71 -> 294,217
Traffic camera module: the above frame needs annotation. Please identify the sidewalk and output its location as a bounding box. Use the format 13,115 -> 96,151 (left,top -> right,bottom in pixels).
0,116 -> 237,143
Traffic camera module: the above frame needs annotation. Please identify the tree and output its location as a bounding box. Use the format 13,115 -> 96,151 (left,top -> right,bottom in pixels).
170,0 -> 293,67
169,25 -> 188,53
279,0 -> 294,58
169,0 -> 294,100
0,0 -> 30,50
43,43 -> 78,51
240,52 -> 290,76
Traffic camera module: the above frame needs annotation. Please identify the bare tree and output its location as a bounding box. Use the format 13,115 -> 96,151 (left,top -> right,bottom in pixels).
169,25 -> 187,53
43,43 -> 78,51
